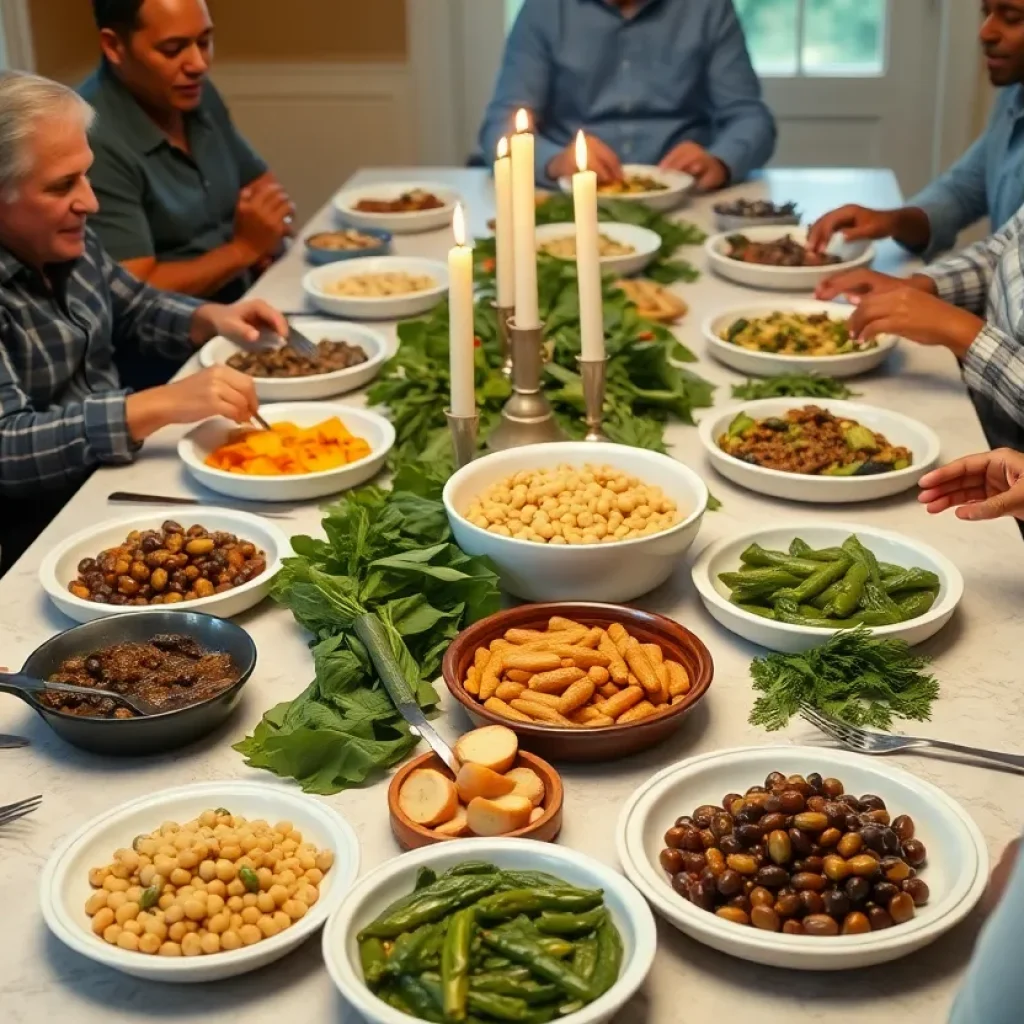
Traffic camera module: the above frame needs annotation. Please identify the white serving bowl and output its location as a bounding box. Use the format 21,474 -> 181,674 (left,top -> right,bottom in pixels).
198,321 -> 389,402
705,226 -> 874,291
699,399 -> 941,504
331,180 -> 459,234
558,164 -> 695,212
178,402 -> 394,503
39,509 -> 287,624
322,838 -> 656,1024
303,256 -> 449,320
702,300 -> 897,378
690,522 -> 963,653
535,221 -> 661,278
40,781 -> 359,983
443,441 -> 708,602
617,746 -> 987,971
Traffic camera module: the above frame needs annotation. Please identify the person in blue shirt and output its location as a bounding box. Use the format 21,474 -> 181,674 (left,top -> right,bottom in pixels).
478,0 -> 776,190
810,0 -> 1024,259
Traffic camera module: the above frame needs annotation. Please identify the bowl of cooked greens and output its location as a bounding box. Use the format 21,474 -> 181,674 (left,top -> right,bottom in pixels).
534,222 -> 661,278
702,301 -> 898,378
691,525 -> 963,653
699,400 -> 940,503
557,164 -> 695,212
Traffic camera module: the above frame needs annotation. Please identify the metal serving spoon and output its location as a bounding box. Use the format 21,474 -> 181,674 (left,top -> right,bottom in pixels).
0,672 -> 162,717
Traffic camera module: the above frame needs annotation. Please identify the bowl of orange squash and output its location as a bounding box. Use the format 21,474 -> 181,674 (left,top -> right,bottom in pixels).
178,402 -> 395,501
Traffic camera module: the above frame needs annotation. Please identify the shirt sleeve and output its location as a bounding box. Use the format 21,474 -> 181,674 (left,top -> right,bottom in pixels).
207,84 -> 268,187
478,0 -> 563,186
85,138 -> 156,262
703,0 -> 777,182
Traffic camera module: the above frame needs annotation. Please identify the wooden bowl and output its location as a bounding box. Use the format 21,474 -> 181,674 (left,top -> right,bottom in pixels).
442,602 -> 714,762
388,749 -> 564,850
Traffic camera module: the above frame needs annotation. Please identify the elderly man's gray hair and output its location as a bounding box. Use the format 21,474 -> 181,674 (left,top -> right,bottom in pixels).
0,71 -> 94,198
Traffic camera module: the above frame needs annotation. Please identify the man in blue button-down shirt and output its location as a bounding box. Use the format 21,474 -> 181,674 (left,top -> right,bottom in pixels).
810,0 -> 1024,259
478,0 -> 776,190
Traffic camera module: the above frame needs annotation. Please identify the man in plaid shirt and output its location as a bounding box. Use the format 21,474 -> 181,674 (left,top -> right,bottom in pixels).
0,71 -> 288,571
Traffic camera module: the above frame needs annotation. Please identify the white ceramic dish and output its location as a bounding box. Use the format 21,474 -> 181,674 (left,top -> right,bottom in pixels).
331,181 -> 459,234
616,745 -> 987,971
702,300 -> 897,378
443,441 -> 708,602
40,780 -> 360,983
178,402 -> 395,503
303,257 -> 449,321
705,226 -> 874,291
699,399 -> 941,504
690,522 -> 964,653
39,509 -> 287,624
198,321 -> 389,402
535,221 -> 661,278
714,211 -> 802,232
557,164 -> 695,212
322,838 -> 656,1024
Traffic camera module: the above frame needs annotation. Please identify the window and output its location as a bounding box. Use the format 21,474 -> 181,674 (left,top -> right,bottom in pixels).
735,0 -> 888,77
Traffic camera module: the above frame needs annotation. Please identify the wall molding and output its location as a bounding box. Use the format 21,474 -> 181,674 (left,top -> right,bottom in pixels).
934,0 -> 986,176
212,60 -> 410,98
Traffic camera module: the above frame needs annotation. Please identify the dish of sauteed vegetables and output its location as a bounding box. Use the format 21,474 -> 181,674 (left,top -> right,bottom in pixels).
724,235 -> 840,268
718,535 -> 941,628
720,312 -> 877,358
718,406 -> 912,477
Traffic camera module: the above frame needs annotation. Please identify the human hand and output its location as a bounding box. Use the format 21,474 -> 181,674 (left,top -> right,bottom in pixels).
233,180 -> 296,261
191,299 -> 289,346
658,141 -> 729,191
815,269 -> 933,301
847,286 -> 983,355
919,449 -> 1024,522
807,204 -> 900,253
547,133 -> 622,184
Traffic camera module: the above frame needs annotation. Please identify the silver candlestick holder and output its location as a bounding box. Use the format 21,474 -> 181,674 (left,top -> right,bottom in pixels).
487,316 -> 567,450
445,409 -> 479,470
494,303 -> 514,378
577,357 -> 608,442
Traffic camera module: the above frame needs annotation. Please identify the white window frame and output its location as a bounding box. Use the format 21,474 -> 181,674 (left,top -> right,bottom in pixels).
0,0 -> 35,71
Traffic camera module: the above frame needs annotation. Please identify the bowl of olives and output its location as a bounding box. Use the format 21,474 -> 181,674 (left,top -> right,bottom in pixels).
616,746 -> 988,970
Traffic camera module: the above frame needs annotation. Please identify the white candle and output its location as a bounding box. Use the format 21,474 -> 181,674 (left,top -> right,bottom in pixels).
572,131 -> 604,362
494,136 -> 515,310
448,203 -> 475,418
510,108 -> 540,328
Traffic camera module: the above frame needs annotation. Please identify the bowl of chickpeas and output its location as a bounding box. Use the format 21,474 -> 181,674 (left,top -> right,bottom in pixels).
442,442 -> 709,602
40,781 -> 360,982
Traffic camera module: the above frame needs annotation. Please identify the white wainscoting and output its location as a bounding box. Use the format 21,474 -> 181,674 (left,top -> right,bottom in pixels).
213,62 -> 415,223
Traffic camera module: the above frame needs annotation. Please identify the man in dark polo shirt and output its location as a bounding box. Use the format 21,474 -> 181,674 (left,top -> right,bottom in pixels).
80,0 -> 295,388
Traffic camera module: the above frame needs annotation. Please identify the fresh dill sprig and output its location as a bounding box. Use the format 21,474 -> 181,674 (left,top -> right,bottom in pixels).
731,374 -> 859,401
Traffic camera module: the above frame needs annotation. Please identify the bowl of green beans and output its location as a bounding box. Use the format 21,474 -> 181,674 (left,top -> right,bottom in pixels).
690,524 -> 963,653
321,838 -> 657,1024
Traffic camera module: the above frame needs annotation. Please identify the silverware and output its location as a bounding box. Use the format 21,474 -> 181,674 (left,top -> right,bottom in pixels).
0,735 -> 29,749
107,491 -> 296,518
0,672 -> 162,717
0,794 -> 42,826
251,410 -> 273,431
800,704 -> 1024,772
285,323 -> 320,360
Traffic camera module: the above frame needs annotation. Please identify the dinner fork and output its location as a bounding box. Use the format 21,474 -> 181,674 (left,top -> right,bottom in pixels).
800,704 -> 1024,772
285,323 -> 320,359
0,794 -> 41,827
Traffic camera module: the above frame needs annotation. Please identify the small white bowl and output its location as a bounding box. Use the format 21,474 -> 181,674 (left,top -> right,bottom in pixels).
699,399 -> 941,504
322,838 -> 656,1024
198,321 -> 389,402
331,181 -> 459,234
178,402 -> 395,503
713,211 -> 802,233
303,256 -> 449,321
39,509 -> 287,624
40,781 -> 359,983
616,746 -> 987,971
705,226 -> 874,292
558,164 -> 695,212
702,300 -> 897,378
535,221 -> 661,278
690,522 -> 964,653
442,441 -> 708,602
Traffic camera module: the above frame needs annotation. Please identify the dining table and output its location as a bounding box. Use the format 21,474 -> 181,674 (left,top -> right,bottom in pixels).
2,166 -> 1023,1024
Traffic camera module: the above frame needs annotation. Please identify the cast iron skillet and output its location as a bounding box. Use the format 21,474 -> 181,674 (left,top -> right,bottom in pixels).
11,610 -> 257,756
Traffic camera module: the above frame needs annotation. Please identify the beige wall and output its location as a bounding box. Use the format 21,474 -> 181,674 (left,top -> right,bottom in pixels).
28,0 -> 97,81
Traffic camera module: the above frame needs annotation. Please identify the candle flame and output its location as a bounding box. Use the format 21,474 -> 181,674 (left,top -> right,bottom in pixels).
453,203 -> 466,247
497,136 -> 509,159
575,130 -> 588,173
515,108 -> 530,133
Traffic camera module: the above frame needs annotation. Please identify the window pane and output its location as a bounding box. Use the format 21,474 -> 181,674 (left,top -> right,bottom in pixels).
506,0 -> 526,31
803,0 -> 887,75
735,0 -> 799,76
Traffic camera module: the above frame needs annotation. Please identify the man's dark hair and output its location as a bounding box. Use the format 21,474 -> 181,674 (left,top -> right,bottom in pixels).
92,0 -> 145,35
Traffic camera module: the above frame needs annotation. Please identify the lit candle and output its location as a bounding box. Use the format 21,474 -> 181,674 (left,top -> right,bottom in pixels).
448,203 -> 475,418
494,136 -> 515,311
509,109 -> 540,328
573,131 -> 603,362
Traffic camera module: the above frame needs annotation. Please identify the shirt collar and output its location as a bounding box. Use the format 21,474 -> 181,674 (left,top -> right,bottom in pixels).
593,0 -> 663,16
0,244 -> 25,285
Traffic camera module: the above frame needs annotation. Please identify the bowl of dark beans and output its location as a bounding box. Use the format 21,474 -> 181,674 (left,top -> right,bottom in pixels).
616,746 -> 989,969
713,198 -> 801,232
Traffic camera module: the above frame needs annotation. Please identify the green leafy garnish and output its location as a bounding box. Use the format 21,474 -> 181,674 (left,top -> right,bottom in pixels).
731,374 -> 859,401
748,626 -> 939,732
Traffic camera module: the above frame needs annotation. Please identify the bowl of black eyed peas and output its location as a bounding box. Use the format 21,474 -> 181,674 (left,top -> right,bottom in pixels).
40,781 -> 360,982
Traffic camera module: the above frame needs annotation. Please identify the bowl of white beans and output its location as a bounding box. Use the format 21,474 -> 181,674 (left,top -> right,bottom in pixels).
303,256 -> 449,320
442,442 -> 709,602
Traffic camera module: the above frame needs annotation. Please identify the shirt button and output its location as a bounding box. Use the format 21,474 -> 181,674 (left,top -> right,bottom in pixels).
622,59 -> 630,70
202,178 -> 211,188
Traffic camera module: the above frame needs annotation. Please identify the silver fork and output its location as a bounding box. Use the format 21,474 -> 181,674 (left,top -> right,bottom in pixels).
800,704 -> 1024,772
0,794 -> 41,826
